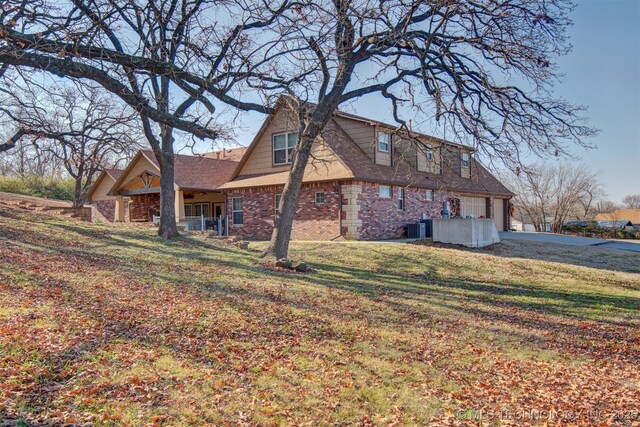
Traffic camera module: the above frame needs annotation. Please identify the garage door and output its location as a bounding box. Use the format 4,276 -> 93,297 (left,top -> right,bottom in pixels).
460,196 -> 487,218
494,198 -> 505,231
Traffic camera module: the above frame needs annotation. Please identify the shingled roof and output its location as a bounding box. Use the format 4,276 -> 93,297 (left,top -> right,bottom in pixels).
104,168 -> 124,181
139,150 -> 239,191
220,118 -> 513,196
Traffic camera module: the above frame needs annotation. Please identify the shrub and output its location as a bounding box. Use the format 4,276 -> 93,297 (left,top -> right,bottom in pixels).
0,175 -> 76,201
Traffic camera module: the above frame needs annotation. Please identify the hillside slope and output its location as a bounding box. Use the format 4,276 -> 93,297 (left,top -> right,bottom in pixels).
1,204 -> 639,426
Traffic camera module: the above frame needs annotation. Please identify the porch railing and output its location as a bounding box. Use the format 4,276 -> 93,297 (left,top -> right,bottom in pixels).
183,215 -> 227,235
152,215 -> 228,235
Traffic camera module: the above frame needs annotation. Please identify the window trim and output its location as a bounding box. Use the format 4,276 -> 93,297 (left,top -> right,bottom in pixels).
231,196 -> 243,225
426,144 -> 433,161
398,187 -> 405,211
379,185 -> 392,198
377,131 -> 390,153
273,132 -> 298,165
462,152 -> 470,168
315,192 -> 326,205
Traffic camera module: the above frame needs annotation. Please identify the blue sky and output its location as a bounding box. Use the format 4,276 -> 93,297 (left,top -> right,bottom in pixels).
218,0 -> 640,203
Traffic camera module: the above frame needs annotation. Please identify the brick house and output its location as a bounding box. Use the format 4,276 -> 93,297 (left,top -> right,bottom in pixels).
87,168 -> 125,222
89,150 -> 240,226
219,104 -> 513,240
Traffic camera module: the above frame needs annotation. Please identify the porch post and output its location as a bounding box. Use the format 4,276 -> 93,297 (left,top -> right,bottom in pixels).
115,196 -> 125,222
175,190 -> 185,222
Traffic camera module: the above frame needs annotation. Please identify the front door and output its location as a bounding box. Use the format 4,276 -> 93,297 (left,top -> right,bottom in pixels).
213,203 -> 224,219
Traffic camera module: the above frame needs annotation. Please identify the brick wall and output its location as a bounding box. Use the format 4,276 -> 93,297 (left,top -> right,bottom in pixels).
356,182 -> 457,240
226,182 -> 341,240
130,195 -> 160,222
92,200 -> 116,222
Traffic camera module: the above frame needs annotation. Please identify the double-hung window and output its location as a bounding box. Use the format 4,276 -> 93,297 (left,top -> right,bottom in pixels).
315,192 -> 325,204
398,188 -> 405,210
462,152 -> 470,168
232,197 -> 243,225
426,144 -> 433,160
273,132 -> 298,165
378,131 -> 390,152
426,189 -> 434,201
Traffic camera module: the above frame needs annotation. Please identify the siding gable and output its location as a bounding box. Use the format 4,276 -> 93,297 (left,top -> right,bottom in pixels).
238,108 -> 299,176
89,174 -> 116,201
110,154 -> 162,195
237,108 -> 352,181
333,116 -> 376,162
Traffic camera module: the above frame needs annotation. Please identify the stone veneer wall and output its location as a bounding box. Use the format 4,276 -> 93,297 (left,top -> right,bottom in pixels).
226,182 -> 342,240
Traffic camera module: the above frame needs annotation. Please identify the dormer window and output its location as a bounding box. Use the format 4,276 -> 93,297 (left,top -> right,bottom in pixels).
378,131 -> 390,152
462,152 -> 470,168
273,132 -> 298,165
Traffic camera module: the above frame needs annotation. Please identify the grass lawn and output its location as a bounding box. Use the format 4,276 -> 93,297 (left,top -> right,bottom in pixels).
1,202 -> 639,426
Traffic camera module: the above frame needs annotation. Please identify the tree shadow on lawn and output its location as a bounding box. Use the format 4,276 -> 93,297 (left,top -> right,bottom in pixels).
3,253 -> 639,425
302,260 -> 640,327
412,240 -> 640,274
2,232 -> 640,424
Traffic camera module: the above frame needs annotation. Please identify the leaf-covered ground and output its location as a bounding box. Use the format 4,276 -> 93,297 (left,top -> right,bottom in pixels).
1,201 -> 639,426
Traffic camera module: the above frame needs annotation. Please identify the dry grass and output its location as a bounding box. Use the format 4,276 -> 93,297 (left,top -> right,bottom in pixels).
1,201 -> 639,426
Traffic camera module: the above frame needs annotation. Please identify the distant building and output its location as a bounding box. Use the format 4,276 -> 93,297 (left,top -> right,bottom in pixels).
595,209 -> 640,224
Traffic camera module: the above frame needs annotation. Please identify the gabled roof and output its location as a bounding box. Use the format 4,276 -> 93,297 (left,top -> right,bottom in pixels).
332,109 -> 476,152
109,150 -> 240,195
140,150 -> 239,192
104,169 -> 124,181
87,168 -> 124,200
203,147 -> 248,162
220,116 -> 513,196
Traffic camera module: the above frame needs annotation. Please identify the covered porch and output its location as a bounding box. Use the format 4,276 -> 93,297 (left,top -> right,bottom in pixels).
112,170 -> 227,231
106,150 -> 239,232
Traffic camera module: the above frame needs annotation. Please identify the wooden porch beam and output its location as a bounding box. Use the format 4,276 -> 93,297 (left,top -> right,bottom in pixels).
119,187 -> 161,196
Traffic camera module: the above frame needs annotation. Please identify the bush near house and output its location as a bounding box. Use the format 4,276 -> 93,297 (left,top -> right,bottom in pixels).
0,175 -> 75,201
563,224 -> 640,240
1,200 -> 639,426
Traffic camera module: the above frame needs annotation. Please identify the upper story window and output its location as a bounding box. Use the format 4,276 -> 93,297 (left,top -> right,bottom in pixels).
462,152 -> 470,168
426,189 -> 434,201
379,185 -> 392,198
378,131 -> 390,153
426,144 -> 433,160
315,192 -> 325,204
273,132 -> 298,165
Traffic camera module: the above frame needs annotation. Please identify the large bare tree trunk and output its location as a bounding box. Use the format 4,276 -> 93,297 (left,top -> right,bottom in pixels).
265,134 -> 315,259
72,176 -> 84,208
156,128 -> 179,239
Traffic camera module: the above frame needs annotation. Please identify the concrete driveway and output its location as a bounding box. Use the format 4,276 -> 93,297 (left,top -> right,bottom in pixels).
499,232 -> 640,253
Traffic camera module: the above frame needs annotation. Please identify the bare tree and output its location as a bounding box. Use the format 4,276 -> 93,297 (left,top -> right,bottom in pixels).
592,200 -> 621,215
0,79 -> 142,207
0,0 -> 279,237
2,1 -> 597,254
622,194 -> 640,209
234,0 -> 597,258
509,163 -> 603,233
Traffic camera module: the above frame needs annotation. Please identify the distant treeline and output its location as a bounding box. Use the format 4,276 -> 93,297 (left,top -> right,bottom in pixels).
0,175 -> 75,201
